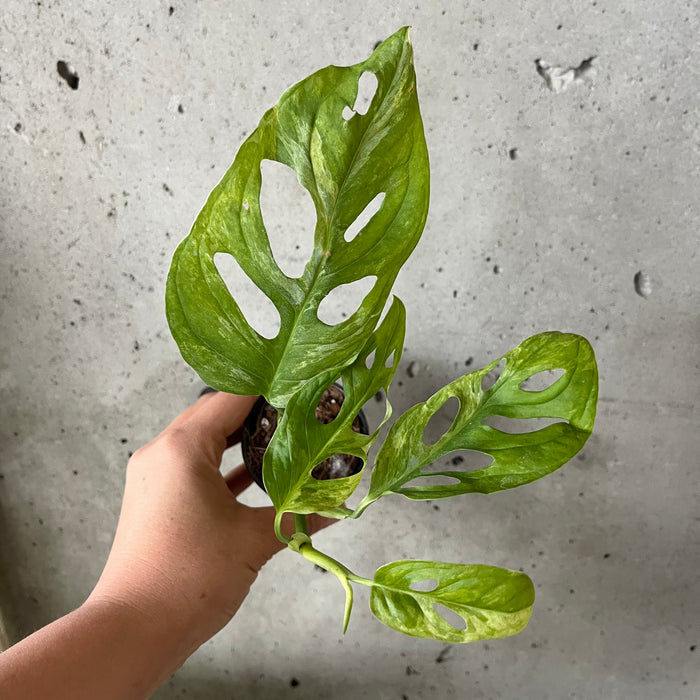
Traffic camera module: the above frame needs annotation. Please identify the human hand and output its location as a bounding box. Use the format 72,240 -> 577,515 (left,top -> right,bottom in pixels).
88,391 -> 333,655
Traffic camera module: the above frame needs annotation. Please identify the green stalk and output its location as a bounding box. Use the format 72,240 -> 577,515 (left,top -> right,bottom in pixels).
350,494 -> 379,519
274,511 -> 290,545
294,513 -> 308,536
288,535 -> 372,632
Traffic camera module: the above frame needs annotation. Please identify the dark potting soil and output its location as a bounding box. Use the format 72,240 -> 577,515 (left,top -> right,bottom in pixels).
242,384 -> 368,490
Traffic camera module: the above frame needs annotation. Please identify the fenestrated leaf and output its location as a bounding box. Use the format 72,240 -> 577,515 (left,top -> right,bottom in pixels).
166,27 -> 429,408
357,332 -> 598,510
369,560 -> 534,643
263,297 -> 406,514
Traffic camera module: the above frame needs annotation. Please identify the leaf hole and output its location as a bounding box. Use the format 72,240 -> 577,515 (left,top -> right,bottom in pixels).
317,275 -> 377,326
433,603 -> 467,631
423,396 -> 460,446
213,253 -> 281,339
344,192 -> 386,242
365,349 -> 376,369
482,415 -> 566,434
385,350 -> 396,368
342,105 -> 355,121
311,454 -> 364,481
353,71 -> 378,115
259,159 -> 316,279
409,579 -> 439,592
481,359 -> 506,392
519,368 -> 565,392
422,449 -> 494,473
374,294 -> 394,331
403,474 -> 462,489
314,384 -> 345,424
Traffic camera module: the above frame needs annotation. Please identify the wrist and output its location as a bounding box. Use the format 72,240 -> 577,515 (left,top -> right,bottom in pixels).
82,592 -> 202,681
0,597 -> 200,700
87,556 -> 245,655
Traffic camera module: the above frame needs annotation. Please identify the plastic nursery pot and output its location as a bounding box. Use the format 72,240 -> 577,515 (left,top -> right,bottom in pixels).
241,383 -> 370,491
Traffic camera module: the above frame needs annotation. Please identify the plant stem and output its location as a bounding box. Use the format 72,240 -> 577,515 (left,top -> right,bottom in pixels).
318,505 -> 354,519
294,540 -> 372,587
291,538 -> 372,633
294,513 -> 308,536
346,572 -> 373,587
349,495 -> 377,519
273,511 -> 290,545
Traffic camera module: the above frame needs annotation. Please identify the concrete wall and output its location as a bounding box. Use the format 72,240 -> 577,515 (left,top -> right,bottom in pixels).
1,1 -> 698,697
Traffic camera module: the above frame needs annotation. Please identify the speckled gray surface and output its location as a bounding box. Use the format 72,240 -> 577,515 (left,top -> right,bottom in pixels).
1,1 -> 699,698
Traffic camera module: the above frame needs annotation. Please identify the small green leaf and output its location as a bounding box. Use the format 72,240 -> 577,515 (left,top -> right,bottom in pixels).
359,332 -> 598,508
166,27 -> 429,408
264,297 -> 405,514
369,560 -> 534,643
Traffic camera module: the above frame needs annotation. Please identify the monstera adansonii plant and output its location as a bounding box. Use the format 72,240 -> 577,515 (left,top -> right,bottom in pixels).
166,27 -> 598,643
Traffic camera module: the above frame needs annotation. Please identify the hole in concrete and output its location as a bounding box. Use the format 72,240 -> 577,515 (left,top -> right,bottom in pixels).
535,56 -> 596,93
213,252 -> 280,339
317,275 -> 376,325
57,60 -> 79,90
634,270 -> 652,298
259,159 -> 316,279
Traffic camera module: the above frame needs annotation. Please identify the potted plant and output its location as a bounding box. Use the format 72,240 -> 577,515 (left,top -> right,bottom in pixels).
166,27 -> 598,643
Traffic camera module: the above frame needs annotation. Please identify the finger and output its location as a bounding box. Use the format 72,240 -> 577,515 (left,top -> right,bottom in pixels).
225,426 -> 244,449
224,463 -> 254,497
168,392 -> 258,457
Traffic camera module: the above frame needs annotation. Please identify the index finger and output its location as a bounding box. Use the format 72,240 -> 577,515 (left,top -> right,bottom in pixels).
168,391 -> 257,456
224,463 -> 255,497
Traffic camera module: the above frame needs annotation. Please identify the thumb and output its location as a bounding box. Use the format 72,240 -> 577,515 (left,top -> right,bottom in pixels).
165,392 -> 258,465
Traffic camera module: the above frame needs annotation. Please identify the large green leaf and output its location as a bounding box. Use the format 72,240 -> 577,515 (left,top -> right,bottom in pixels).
166,27 -> 429,408
357,332 -> 598,510
264,297 -> 405,515
369,560 -> 534,643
